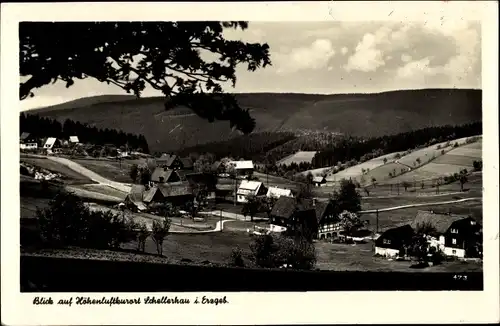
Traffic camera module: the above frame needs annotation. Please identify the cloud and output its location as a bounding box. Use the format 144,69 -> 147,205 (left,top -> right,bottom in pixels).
401,54 -> 413,63
275,39 -> 336,73
341,47 -> 348,55
343,31 -> 387,72
396,57 -> 438,80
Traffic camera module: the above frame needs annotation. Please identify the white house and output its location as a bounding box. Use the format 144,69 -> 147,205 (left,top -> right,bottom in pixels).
69,136 -> 79,144
20,143 -> 38,150
266,186 -> 293,199
43,137 -> 58,149
236,180 -> 266,203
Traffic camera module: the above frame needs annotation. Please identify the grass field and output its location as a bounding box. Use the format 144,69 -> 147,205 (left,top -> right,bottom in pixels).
359,199 -> 482,233
73,158 -> 146,183
277,151 -> 317,166
20,157 -> 94,185
325,151 -> 405,182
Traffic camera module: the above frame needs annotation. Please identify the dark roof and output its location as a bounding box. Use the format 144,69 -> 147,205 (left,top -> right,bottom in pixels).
448,217 -> 482,231
375,224 -> 414,247
185,172 -> 217,190
150,168 -> 178,183
156,154 -> 178,167
271,196 -> 296,219
211,161 -> 222,171
312,176 -> 326,183
314,201 -> 330,223
411,210 -> 468,234
271,197 -> 314,219
179,157 -> 194,169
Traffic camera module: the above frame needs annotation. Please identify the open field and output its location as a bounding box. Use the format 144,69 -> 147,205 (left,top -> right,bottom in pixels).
325,151 -> 405,182
359,199 -> 482,233
395,136 -> 474,167
20,156 -> 94,185
357,162 -> 408,185
29,89 -> 482,152
277,151 -> 317,166
73,158 -> 146,183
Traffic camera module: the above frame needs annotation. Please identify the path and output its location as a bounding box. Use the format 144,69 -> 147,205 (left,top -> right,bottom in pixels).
199,210 -> 268,222
48,156 -> 131,193
359,197 -> 481,214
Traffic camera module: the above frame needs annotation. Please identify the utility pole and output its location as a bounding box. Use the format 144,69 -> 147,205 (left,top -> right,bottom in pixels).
397,182 -> 400,195
376,209 -> 379,234
220,209 -> 223,232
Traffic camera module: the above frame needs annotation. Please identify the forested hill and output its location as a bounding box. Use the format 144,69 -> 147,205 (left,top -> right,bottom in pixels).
26,88 -> 482,153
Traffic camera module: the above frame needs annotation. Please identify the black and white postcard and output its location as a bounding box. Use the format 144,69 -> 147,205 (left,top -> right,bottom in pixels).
1,1 -> 499,325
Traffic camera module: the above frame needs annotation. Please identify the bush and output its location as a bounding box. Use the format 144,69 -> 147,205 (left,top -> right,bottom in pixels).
36,191 -> 137,249
151,217 -> 172,256
249,234 -> 316,270
229,246 -> 245,267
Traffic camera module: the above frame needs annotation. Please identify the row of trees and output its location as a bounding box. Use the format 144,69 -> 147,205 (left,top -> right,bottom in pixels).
34,191 -> 173,256
20,113 -> 150,153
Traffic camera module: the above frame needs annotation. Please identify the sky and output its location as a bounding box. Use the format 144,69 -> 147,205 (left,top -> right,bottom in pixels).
20,20 -> 481,111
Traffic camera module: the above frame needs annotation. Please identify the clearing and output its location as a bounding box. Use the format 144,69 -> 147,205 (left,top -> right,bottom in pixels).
277,151 -> 317,166
20,156 -> 94,185
73,157 -> 147,183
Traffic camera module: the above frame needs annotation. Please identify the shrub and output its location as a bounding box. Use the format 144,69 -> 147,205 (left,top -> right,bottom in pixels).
229,246 -> 245,267
136,221 -> 151,252
36,191 -> 137,249
249,234 -> 316,270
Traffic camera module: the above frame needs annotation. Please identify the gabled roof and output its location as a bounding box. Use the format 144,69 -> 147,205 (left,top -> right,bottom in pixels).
231,160 -> 254,170
20,132 -> 30,140
157,182 -> 193,198
271,197 -> 314,219
270,196 -> 296,219
375,224 -> 414,247
43,137 -> 57,148
150,167 -> 178,183
266,186 -> 293,198
156,154 -> 178,167
314,201 -> 330,223
126,185 -> 148,210
69,136 -> 79,143
237,180 -> 262,193
411,210 -> 468,235
143,186 -> 162,203
185,172 -> 217,190
312,176 -> 326,183
179,157 -> 194,169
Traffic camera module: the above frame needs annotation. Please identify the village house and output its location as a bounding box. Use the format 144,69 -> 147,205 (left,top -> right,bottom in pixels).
374,224 -> 414,258
156,154 -> 193,171
269,196 -> 318,239
69,136 -> 79,145
19,132 -> 38,150
150,167 -> 181,184
236,180 -> 267,203
185,172 -> 218,199
312,176 -> 327,187
229,160 -> 254,179
43,137 -> 64,154
410,210 -> 468,252
266,186 -> 293,199
211,161 -> 227,176
124,185 -> 148,212
442,217 -> 482,258
314,200 -> 343,240
143,183 -> 194,207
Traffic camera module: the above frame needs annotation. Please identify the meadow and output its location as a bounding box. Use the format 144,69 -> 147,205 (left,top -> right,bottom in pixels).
20,156 -> 94,185
73,157 -> 146,183
277,151 -> 317,166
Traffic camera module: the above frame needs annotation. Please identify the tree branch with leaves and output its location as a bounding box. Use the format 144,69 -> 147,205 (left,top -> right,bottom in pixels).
19,22 -> 271,134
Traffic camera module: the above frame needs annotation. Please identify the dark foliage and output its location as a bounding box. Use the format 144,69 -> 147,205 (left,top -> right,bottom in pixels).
20,113 -> 150,153
36,191 -> 137,249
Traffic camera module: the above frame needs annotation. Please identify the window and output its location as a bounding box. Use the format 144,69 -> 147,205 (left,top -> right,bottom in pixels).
452,250 -> 456,254
383,239 -> 391,245
452,238 -> 457,245
451,228 -> 459,234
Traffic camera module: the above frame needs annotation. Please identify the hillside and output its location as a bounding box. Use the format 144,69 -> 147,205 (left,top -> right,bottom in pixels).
27,88 -> 482,153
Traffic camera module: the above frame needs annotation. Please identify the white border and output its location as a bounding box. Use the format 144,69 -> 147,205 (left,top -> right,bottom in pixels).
1,1 -> 499,325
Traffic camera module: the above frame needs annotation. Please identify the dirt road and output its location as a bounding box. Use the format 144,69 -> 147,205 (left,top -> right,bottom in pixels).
48,156 -> 131,193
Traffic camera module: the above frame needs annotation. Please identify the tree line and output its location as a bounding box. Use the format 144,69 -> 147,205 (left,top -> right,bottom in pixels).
20,113 -> 150,153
